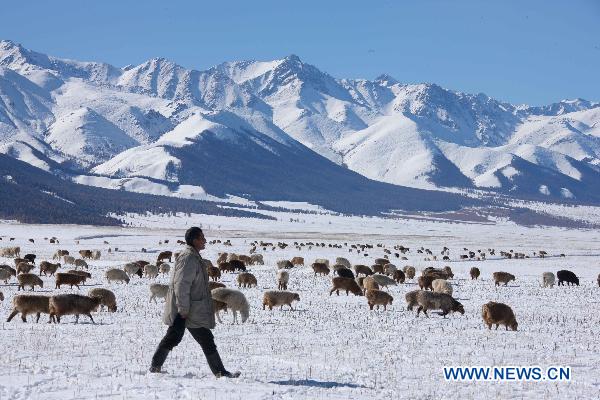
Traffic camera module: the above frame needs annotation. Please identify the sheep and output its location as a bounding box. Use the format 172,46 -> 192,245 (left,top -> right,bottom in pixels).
470,267 -> 480,280
229,259 -> 246,272
0,265 -> 16,283
23,254 -> 36,264
482,302 -> 518,331
144,264 -> 159,279
79,249 -> 93,259
403,266 -> 416,279
374,258 -> 388,266
6,295 -> 50,322
106,268 -> 130,284
335,257 -> 351,269
418,275 -> 434,290
277,260 -> 293,270
493,272 -> 516,286
353,265 -> 373,276
53,250 -> 68,260
393,269 -> 405,283
159,263 -> 171,276
442,266 -> 454,279
383,263 -> 397,276
262,291 -> 300,311
0,246 -> 20,257
55,273 -> 87,289
414,291 -> 464,317
237,272 -> 257,288
74,259 -> 88,269
250,254 -> 264,265
422,268 -> 450,280
542,272 -> 556,288
432,279 -> 453,295
93,250 -> 101,260
157,251 -> 173,263
277,270 -> 289,290
212,299 -> 228,323
312,262 -> 330,276
0,292 -> 3,301
88,288 -> 117,312
226,253 -> 239,262
122,262 -> 142,278
63,255 -> 76,265
336,267 -> 355,279
17,273 -> 44,291
16,262 -> 36,275
314,258 -> 329,267
49,294 -> 102,324
363,276 -> 380,293
405,290 -> 422,311
291,256 -> 304,266
39,261 -> 61,276
208,266 -> 221,281
66,270 -> 92,282
366,289 -> 393,310
212,287 -> 250,323
371,274 -> 397,290
329,277 -> 363,296
372,264 -> 384,274
149,283 -> 169,303
597,273 -> 600,287
557,270 -> 579,286
208,281 -> 226,291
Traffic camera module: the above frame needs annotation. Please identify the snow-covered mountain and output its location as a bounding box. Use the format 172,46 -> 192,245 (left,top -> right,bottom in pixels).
0,39 -> 599,210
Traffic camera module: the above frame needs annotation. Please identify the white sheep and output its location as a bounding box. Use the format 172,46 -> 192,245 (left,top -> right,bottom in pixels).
106,268 -> 130,284
211,287 -> 250,324
432,279 -> 453,295
149,284 -> 169,303
277,270 -> 289,290
542,272 -> 555,288
144,264 -> 159,279
158,263 -> 171,275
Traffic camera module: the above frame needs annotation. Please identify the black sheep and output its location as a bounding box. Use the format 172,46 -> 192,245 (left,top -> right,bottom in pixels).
230,259 -> 246,272
23,254 -> 36,264
337,267 -> 355,279
557,270 -> 579,286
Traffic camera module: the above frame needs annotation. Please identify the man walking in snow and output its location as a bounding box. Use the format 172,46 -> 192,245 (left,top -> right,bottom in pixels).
150,226 -> 240,378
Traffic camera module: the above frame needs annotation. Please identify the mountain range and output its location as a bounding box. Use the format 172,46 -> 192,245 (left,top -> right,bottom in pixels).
1,39 -> 599,219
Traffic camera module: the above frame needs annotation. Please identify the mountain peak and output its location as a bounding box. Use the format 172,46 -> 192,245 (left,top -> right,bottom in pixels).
374,74 -> 398,86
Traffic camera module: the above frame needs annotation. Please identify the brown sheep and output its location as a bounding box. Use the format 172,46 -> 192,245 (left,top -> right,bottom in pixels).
470,267 -> 481,280
329,277 -> 363,296
16,262 -> 35,275
49,294 -> 102,324
213,299 -> 228,323
74,259 -> 88,269
403,266 -> 416,279
237,272 -> 258,288
262,291 -> 300,311
17,273 -> 44,291
67,270 -> 92,283
418,275 -> 434,291
354,265 -> 373,276
79,250 -> 93,259
290,256 -> 304,266
393,270 -> 406,283
88,288 -> 117,312
157,251 -> 173,263
363,276 -> 380,293
312,263 -> 330,276
40,261 -> 61,276
218,262 -> 235,273
372,264 -> 384,274
493,272 -> 516,286
366,289 -> 393,310
0,265 -> 16,283
7,295 -> 50,322
482,302 -> 518,331
208,266 -> 221,281
374,258 -> 388,266
55,273 -> 87,289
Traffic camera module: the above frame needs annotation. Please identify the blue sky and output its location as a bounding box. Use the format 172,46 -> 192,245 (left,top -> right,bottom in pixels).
3,0 -> 598,105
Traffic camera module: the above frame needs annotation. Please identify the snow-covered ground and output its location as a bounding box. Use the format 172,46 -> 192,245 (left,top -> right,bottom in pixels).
1,213 -> 599,399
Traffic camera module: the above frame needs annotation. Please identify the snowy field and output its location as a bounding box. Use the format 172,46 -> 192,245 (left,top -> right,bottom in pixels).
1,213 -> 599,400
